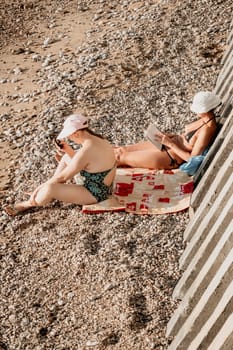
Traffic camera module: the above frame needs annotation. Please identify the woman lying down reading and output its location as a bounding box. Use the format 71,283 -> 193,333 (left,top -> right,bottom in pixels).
115,91 -> 221,170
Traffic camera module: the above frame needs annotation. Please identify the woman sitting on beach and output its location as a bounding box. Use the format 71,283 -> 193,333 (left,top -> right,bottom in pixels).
115,91 -> 221,169
4,114 -> 116,216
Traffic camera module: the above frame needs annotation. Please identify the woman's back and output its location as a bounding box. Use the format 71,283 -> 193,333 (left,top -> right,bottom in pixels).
83,135 -> 115,171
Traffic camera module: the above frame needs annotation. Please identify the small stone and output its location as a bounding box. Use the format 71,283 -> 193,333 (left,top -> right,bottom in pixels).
86,340 -> 99,347
12,47 -> 25,55
21,317 -> 30,327
39,327 -> 48,337
43,37 -> 53,47
32,54 -> 41,62
9,314 -> 16,323
13,67 -> 22,75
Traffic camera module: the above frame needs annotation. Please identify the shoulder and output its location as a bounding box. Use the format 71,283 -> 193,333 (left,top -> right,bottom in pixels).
92,137 -> 112,150
72,144 -> 90,161
203,122 -> 218,135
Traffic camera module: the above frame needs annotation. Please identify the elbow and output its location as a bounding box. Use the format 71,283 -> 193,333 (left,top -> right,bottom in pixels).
184,154 -> 192,161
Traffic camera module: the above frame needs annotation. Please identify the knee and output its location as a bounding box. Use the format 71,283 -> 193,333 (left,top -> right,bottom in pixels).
34,182 -> 56,205
42,182 -> 55,195
47,182 -> 61,198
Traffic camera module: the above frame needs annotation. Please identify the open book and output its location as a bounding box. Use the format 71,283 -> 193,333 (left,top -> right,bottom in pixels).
144,123 -> 163,150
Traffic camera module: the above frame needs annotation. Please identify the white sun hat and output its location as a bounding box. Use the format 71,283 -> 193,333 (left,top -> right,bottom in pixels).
190,91 -> 221,113
57,114 -> 88,139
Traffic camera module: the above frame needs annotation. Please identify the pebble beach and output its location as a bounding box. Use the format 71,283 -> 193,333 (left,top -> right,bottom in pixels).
0,1 -> 233,349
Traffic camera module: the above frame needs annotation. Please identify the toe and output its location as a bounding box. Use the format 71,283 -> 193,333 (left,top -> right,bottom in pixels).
2,205 -> 18,217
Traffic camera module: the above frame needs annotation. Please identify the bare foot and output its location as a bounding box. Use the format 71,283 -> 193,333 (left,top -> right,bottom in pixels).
114,146 -> 125,166
3,201 -> 34,216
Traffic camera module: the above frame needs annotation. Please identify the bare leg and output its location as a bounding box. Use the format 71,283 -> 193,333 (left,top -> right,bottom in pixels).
22,154 -> 72,197
116,148 -> 173,169
114,142 -> 158,166
116,141 -> 155,152
3,177 -> 98,216
3,200 -> 36,216
34,182 -> 97,206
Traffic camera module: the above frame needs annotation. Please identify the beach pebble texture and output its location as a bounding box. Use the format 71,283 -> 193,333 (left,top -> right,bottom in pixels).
0,0 -> 232,349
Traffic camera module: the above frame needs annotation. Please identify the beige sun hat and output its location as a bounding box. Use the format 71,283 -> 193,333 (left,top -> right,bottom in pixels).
57,114 -> 88,140
190,91 -> 221,113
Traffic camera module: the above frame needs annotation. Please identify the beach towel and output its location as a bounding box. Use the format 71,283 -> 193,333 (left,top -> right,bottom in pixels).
82,168 -> 193,215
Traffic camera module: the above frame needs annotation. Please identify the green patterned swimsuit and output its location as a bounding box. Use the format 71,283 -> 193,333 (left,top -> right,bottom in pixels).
80,164 -> 116,202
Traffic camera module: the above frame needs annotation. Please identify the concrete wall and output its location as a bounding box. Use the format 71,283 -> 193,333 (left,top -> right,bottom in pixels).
166,20 -> 233,350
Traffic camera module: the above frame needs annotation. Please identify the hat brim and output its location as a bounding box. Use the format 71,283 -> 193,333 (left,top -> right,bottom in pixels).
57,128 -> 74,140
57,125 -> 88,139
190,101 -> 221,114
190,104 -> 206,113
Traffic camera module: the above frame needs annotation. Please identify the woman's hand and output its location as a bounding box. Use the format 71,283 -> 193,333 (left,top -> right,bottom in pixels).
54,139 -> 75,157
161,134 -> 174,147
155,133 -> 189,150
154,133 -> 174,148
155,133 -> 193,161
54,139 -> 66,152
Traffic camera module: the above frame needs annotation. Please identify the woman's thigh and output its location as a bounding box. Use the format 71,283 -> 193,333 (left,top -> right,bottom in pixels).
124,141 -> 155,152
123,149 -> 172,169
44,183 -> 98,205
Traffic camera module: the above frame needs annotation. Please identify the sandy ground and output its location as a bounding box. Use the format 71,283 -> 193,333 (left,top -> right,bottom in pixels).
0,3 -> 92,188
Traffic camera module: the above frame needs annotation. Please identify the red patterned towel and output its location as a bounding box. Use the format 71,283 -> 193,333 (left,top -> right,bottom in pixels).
82,168 -> 193,215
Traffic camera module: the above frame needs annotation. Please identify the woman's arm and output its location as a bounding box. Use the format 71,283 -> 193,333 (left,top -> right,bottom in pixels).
162,124 -> 216,160
55,140 -> 76,158
190,127 -> 215,156
184,119 -> 203,134
161,135 -> 192,161
49,148 -> 88,184
29,145 -> 87,204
